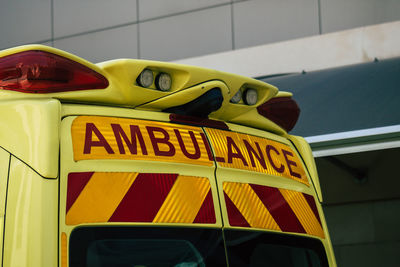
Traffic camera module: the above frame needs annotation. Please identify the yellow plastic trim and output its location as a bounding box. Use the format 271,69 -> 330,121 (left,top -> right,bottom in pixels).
0,99 -> 60,178
138,80 -> 229,111
3,157 -> 58,266
0,147 -> 9,265
288,135 -> 323,202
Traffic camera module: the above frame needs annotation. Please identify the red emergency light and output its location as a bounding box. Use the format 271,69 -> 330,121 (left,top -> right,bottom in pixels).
0,50 -> 108,93
257,96 -> 300,132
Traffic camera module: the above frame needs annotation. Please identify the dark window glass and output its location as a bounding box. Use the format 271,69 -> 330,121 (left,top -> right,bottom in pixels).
69,226 -> 226,267
224,230 -> 329,267
69,227 -> 329,267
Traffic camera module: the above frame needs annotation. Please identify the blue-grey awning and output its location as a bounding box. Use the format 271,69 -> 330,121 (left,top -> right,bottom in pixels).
259,57 -> 400,137
258,57 -> 400,156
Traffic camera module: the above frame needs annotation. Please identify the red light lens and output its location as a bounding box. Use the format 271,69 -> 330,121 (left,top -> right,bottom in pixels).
257,96 -> 300,132
0,50 -> 108,93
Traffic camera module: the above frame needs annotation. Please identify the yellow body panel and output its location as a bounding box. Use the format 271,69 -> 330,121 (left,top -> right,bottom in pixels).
0,45 -> 283,133
289,135 -> 324,201
3,157 -> 58,267
0,147 -> 10,265
0,99 -> 60,178
0,45 -> 336,266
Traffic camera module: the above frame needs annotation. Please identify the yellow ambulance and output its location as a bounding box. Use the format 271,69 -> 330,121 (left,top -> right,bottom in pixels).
0,45 -> 336,266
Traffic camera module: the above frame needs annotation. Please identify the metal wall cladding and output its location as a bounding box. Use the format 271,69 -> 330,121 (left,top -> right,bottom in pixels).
3,0 -> 400,59
232,0 -> 319,49
138,0 -> 230,21
53,0 -> 137,38
320,0 -> 400,33
139,5 -> 232,61
0,0 -> 52,49
54,25 -> 138,63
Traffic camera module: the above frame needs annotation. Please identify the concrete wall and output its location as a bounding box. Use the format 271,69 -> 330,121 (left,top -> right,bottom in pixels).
1,0 -> 400,63
325,200 -> 400,267
175,21 -> 400,77
316,147 -> 400,266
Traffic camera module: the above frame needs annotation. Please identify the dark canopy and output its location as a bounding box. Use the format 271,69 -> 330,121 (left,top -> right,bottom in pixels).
259,57 -> 400,137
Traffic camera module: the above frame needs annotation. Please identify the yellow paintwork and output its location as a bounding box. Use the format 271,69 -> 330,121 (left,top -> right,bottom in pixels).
0,45 -> 335,266
3,157 -> 58,267
289,135 -> 324,202
0,45 -> 282,134
0,147 -> 10,265
58,105 -> 335,266
138,80 -> 229,111
0,99 -> 60,178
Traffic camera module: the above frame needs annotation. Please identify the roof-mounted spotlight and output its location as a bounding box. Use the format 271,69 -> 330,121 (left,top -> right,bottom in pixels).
230,90 -> 242,103
137,69 -> 153,88
243,88 -> 258,105
155,73 -> 172,91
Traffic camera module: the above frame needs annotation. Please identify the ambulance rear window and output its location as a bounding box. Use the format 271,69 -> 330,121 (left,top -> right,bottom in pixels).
69,227 -> 329,267
69,226 -> 226,267
224,230 -> 329,267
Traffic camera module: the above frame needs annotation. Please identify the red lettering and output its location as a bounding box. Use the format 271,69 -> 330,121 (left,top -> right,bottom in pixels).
282,149 -> 301,178
174,129 -> 201,159
111,124 -> 148,155
243,140 -> 267,169
265,145 -> 284,173
227,137 -> 248,166
146,126 -> 175,157
83,123 -> 114,154
200,133 -> 214,161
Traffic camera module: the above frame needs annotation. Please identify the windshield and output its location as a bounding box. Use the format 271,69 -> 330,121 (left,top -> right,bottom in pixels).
69,227 -> 328,267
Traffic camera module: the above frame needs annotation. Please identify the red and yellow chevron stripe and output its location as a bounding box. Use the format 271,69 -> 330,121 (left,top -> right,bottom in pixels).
66,172 -> 216,225
223,182 -> 324,238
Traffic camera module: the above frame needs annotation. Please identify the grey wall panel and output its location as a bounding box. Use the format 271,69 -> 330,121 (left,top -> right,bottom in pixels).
0,0 -> 51,49
324,199 -> 400,267
140,6 -> 232,61
321,0 -> 400,33
233,0 -> 319,49
324,203 -> 375,245
335,242 -> 400,267
41,41 -> 53,47
54,25 -> 138,63
372,200 -> 400,242
54,0 -> 137,38
138,0 -> 230,21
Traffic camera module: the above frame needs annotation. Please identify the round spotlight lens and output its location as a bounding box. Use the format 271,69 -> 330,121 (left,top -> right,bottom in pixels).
230,90 -> 242,103
244,88 -> 258,105
155,73 -> 172,91
137,69 -> 153,88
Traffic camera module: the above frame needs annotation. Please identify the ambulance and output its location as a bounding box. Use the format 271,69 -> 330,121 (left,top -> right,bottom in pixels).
0,45 -> 336,267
